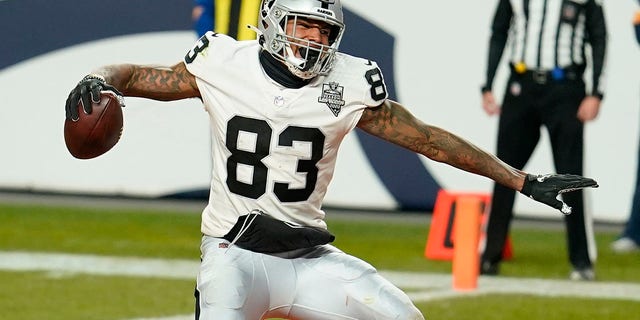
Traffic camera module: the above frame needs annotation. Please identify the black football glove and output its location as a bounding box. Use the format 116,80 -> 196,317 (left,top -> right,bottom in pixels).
520,173 -> 599,215
65,74 -> 124,121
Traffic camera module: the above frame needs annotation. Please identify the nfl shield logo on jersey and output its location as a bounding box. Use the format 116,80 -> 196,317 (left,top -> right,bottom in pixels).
318,81 -> 345,117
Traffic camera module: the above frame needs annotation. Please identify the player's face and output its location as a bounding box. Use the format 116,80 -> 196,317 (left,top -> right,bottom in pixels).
285,17 -> 331,58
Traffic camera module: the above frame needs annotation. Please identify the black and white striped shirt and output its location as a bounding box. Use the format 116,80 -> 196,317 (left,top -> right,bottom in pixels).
483,0 -> 607,98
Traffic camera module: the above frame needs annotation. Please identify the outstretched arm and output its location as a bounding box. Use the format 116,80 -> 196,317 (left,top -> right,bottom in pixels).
357,99 -> 525,191
65,62 -> 200,121
357,99 -> 598,214
91,62 -> 200,100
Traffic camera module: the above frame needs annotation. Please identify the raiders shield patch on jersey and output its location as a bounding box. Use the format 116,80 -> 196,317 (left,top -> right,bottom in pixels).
318,81 -> 345,117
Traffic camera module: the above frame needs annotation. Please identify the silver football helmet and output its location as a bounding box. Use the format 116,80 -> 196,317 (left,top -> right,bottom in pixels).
257,0 -> 345,79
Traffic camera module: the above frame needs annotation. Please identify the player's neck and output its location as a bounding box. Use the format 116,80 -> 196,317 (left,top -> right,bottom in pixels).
259,50 -> 311,89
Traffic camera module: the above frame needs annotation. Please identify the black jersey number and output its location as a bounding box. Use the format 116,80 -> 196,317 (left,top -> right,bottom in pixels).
365,67 -> 387,101
185,35 -> 211,64
226,116 -> 325,202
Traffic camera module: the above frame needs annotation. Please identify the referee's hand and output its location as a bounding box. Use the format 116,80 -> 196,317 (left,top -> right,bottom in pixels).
481,91 -> 501,115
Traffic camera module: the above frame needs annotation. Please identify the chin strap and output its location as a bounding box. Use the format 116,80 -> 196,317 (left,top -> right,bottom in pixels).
284,46 -> 306,68
247,24 -> 262,37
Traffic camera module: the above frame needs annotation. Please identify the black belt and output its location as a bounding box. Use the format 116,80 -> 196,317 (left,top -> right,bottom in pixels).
510,64 -> 585,85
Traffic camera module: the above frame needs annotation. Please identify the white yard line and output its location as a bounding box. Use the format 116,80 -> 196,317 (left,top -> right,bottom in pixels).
1,250 -> 639,320
380,270 -> 640,302
0,251 -> 198,279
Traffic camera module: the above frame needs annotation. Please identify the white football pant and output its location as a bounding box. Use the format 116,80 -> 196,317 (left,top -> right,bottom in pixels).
195,236 -> 425,320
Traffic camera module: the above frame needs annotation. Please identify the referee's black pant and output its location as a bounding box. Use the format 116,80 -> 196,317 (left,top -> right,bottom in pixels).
481,71 -> 595,271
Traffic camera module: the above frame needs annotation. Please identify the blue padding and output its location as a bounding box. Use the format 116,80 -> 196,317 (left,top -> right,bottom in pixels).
0,0 -> 192,70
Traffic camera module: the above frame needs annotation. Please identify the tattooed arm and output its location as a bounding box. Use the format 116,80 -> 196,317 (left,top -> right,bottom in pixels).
93,62 -> 200,101
357,99 -> 526,191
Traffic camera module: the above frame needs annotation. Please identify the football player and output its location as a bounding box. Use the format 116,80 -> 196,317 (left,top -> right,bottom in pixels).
65,0 -> 598,318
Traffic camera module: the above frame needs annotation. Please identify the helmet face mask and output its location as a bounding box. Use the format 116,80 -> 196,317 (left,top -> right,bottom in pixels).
258,0 -> 345,79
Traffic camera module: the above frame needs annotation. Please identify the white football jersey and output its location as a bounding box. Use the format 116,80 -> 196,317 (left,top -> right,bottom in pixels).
184,32 -> 388,237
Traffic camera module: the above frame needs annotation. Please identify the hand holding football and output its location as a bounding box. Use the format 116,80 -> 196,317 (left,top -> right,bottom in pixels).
64,91 -> 124,159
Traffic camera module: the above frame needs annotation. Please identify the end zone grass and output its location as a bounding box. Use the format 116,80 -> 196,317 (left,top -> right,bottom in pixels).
1,202 -> 638,319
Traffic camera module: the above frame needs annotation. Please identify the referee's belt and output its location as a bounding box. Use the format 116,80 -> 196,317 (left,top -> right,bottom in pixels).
510,64 -> 585,84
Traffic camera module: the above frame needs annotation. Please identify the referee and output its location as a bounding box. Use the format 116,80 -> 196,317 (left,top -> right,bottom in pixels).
479,0 -> 607,281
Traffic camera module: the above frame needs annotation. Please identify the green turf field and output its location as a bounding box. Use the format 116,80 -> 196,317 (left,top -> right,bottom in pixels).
1,201 -> 638,319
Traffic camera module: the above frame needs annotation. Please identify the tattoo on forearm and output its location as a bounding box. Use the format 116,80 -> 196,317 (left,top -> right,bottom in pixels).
360,102 -> 519,187
361,103 -> 434,156
131,64 -> 196,95
100,63 -> 198,100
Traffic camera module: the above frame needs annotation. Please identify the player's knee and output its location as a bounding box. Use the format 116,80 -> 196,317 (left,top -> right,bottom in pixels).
378,284 -> 425,320
396,305 -> 425,320
343,273 -> 425,319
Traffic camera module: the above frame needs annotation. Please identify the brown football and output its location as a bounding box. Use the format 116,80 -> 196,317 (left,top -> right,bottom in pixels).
64,91 -> 123,159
